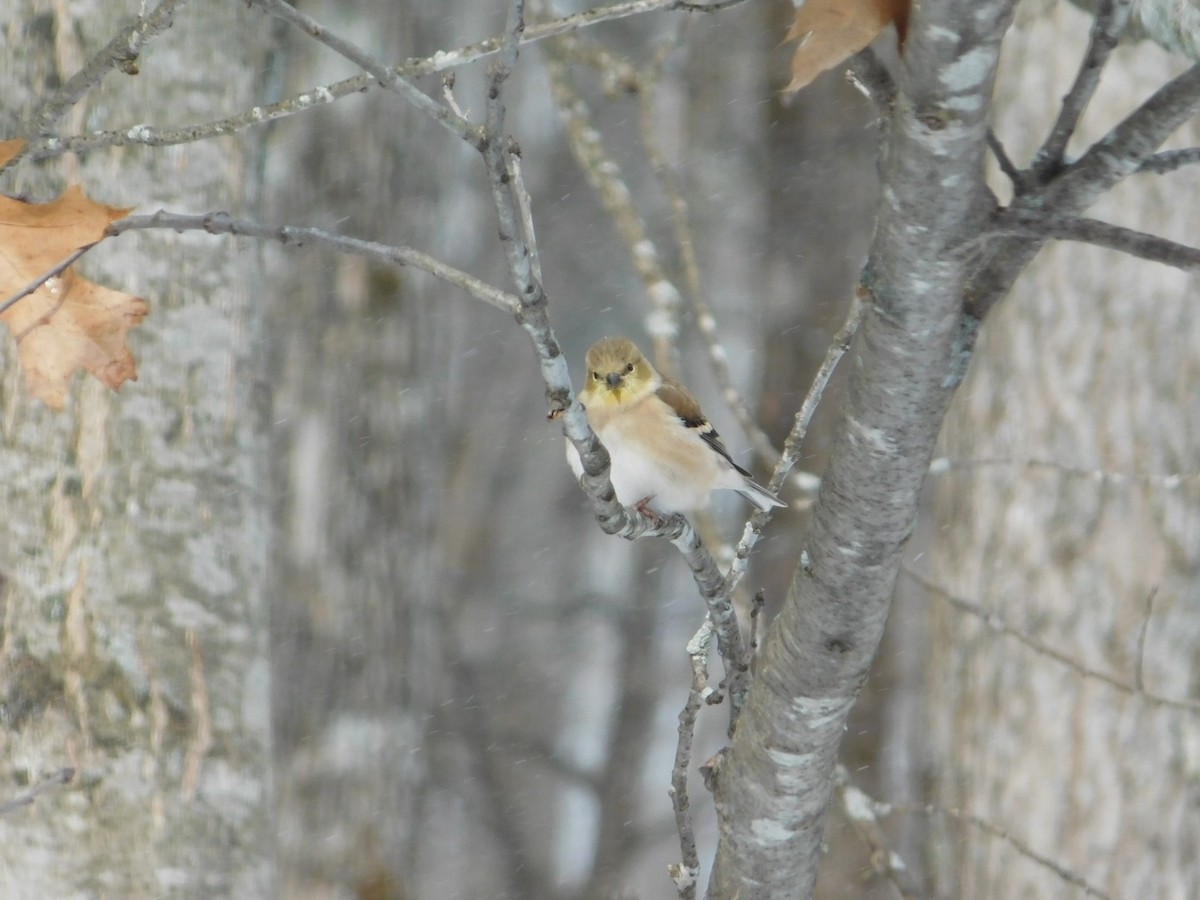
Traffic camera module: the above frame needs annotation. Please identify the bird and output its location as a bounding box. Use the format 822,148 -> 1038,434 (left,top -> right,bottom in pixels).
566,336 -> 785,516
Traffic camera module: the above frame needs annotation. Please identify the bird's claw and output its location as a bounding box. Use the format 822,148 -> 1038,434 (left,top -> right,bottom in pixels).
633,496 -> 669,528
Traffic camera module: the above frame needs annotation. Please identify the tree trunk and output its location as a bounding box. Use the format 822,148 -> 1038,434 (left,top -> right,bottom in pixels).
0,2 -> 272,896
927,5 -> 1200,898
708,3 -> 1017,896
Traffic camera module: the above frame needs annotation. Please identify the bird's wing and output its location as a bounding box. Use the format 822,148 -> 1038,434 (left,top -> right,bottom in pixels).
656,378 -> 752,478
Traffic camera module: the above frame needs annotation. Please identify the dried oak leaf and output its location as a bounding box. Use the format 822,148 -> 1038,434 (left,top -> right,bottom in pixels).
785,0 -> 909,94
0,183 -> 147,410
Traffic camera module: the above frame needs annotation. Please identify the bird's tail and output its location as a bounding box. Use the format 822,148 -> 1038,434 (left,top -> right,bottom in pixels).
737,478 -> 785,512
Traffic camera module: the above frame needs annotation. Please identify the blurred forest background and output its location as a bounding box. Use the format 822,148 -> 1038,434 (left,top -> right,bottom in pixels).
0,0 -> 1197,898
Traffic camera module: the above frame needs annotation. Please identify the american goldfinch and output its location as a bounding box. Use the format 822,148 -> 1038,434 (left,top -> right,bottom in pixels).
567,336 -> 784,515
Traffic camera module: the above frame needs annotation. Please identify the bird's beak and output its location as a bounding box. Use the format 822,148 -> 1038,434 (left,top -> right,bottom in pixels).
605,372 -> 623,388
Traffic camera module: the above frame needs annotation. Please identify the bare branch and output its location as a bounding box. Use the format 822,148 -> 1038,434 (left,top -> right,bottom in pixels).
668,619 -> 714,900
992,208 -> 1200,272
1138,146 -> 1200,175
834,766 -> 924,900
1049,63 -> 1200,203
24,0 -> 751,163
441,72 -> 470,121
22,0 -> 191,139
247,0 -> 483,148
0,769 -> 76,816
986,129 -> 1022,185
1032,0 -> 1133,178
506,148 -> 542,284
1134,585 -> 1158,692
104,210 -> 521,314
726,288 -> 863,594
747,591 -> 765,655
967,63 -> 1200,320
0,244 -> 96,318
840,769 -> 1116,898
927,456 -> 1200,491
905,567 -> 1200,712
920,805 -> 1114,899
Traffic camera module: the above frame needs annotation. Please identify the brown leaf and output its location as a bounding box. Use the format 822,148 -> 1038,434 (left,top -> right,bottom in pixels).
785,0 -> 909,94
0,184 -> 146,409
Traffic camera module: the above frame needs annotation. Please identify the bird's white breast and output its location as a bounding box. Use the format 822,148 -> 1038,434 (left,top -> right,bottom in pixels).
566,394 -> 734,514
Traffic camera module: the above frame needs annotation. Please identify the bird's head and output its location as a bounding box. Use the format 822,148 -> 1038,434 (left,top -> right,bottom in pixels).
582,337 -> 658,407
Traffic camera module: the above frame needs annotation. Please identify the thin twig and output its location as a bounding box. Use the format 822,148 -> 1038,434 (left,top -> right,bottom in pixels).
845,46 -> 897,117
22,0 -> 191,138
507,147 -> 542,284
1044,63 -> 1200,206
905,567 -> 1200,712
0,769 -> 76,816
987,129 -> 1022,185
247,0 -> 483,148
0,244 -> 95,318
110,210 -> 519,313
747,590 -> 765,655
992,208 -> 1200,272
1032,0 -> 1133,179
844,770 -> 1114,898
927,456 -> 1200,490
668,619 -> 714,899
918,805 -> 1113,899
1133,585 -> 1158,692
834,766 -> 923,900
441,72 -> 469,121
726,288 -> 864,593
967,62 -> 1200,322
23,0 -> 751,164
1137,147 -> 1200,175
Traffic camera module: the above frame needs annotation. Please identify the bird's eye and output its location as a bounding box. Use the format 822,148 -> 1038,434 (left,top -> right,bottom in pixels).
591,371 -> 601,381
624,363 -> 634,374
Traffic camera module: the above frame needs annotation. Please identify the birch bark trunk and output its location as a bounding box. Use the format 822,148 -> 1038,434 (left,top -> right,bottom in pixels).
0,2 -> 272,896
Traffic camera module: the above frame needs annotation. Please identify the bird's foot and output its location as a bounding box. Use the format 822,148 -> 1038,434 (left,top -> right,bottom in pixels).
633,496 -> 669,528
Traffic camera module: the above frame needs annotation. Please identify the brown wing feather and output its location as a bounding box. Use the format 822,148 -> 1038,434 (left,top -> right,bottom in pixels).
656,379 -> 752,478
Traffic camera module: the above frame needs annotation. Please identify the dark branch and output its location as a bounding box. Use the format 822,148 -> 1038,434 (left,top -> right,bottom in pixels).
1032,0 -> 1133,178
1049,63 -> 1200,204
986,129 -> 1022,185
0,244 -> 95,318
1138,147 -> 1200,175
993,208 -> 1200,272
966,63 -> 1200,319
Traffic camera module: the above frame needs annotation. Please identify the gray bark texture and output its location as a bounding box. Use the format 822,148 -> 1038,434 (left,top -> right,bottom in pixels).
926,3 -> 1200,898
3,1 -> 1196,898
0,2 -> 272,897
706,2 -> 1017,896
